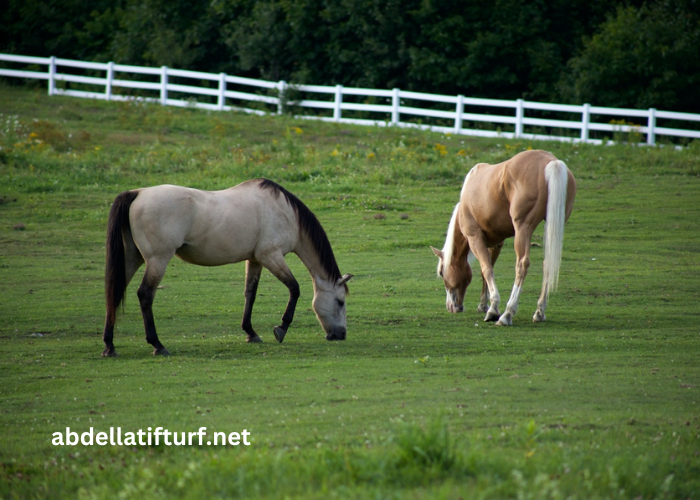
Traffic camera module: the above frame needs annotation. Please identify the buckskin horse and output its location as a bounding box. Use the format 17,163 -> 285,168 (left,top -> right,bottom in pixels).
102,179 -> 352,356
431,149 -> 576,325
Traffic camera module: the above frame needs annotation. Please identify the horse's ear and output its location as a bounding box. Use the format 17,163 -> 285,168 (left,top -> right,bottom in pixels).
338,274 -> 353,286
430,246 -> 443,259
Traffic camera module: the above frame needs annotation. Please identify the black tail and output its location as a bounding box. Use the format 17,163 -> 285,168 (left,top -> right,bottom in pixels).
105,191 -> 139,322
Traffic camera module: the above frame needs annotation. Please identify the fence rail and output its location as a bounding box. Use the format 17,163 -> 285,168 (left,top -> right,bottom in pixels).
2,53 -> 700,145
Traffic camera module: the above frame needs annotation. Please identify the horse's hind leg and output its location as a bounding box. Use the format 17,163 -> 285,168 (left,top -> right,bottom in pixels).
533,282 -> 548,322
102,230 -> 144,357
137,258 -> 172,355
496,226 -> 534,326
241,260 -> 263,343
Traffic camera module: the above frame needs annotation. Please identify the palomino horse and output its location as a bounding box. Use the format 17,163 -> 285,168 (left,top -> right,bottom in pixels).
102,179 -> 353,356
431,149 -> 576,325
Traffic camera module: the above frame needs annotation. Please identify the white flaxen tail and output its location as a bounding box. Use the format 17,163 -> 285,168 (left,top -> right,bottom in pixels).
543,160 -> 568,297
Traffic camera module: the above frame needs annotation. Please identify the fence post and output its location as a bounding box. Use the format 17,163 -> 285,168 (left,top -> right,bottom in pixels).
333,85 -> 343,122
160,66 -> 168,105
105,61 -> 114,101
277,80 -> 287,115
217,73 -> 227,111
48,56 -> 56,96
580,103 -> 590,142
391,88 -> 400,125
454,95 -> 464,134
647,108 -> 656,146
515,98 -> 524,138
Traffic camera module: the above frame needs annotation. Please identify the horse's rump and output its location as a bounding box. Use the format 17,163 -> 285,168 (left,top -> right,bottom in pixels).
461,150 -> 560,244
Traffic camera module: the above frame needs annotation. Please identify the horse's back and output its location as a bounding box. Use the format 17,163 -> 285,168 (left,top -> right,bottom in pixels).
460,150 -> 572,242
128,181 -> 298,266
502,150 -> 576,221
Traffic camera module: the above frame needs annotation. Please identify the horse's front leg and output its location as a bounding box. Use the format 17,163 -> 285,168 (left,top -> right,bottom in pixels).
477,279 -> 489,313
261,255 -> 300,344
242,260 -> 263,343
477,243 -> 503,313
468,235 -> 501,322
273,274 -> 300,344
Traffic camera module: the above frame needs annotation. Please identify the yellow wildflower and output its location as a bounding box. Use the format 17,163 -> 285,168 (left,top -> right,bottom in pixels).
434,143 -> 448,155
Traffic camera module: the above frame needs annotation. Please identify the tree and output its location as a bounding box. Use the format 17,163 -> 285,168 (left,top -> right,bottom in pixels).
406,0 -> 614,100
564,0 -> 700,112
0,0 -> 123,61
108,0 -> 231,72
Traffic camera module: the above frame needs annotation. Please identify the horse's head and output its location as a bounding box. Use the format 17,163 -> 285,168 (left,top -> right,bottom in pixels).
431,246 -> 472,313
312,274 -> 353,340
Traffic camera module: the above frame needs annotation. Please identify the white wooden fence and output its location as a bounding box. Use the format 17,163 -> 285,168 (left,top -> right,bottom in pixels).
2,53 -> 700,145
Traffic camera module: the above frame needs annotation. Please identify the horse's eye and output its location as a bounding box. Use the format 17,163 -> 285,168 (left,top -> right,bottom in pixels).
337,299 -> 345,307
439,266 -> 444,277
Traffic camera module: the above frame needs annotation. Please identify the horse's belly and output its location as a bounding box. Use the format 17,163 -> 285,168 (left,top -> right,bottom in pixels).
175,238 -> 253,266
464,204 -> 514,245
480,217 -> 515,246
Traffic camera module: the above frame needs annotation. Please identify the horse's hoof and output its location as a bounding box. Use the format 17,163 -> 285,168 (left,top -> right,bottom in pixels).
484,310 -> 500,322
101,349 -> 117,357
246,335 -> 263,344
533,311 -> 546,322
153,347 -> 170,356
273,326 -> 286,344
496,315 -> 512,326
477,304 -> 489,313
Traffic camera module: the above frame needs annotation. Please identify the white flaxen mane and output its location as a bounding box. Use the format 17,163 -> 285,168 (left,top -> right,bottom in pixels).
441,167 -> 479,273
439,202 -> 462,276
439,202 -> 477,276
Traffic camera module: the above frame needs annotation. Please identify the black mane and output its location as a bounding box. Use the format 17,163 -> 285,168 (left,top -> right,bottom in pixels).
258,179 -> 343,283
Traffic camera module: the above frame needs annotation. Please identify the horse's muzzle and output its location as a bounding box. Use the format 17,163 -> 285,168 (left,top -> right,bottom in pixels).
326,328 -> 347,341
446,290 -> 464,313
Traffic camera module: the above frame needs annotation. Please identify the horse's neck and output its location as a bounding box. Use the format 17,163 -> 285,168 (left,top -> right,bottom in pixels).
294,235 -> 332,287
445,206 -> 470,268
452,228 -> 469,262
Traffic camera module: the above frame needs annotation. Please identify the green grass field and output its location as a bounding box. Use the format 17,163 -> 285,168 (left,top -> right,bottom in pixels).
1,84 -> 699,499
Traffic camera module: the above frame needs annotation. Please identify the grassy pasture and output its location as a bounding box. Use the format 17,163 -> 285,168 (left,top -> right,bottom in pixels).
1,84 -> 699,499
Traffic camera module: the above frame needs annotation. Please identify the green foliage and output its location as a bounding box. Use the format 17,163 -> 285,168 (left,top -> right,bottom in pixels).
5,0 -> 700,112
564,0 -> 700,111
110,0 -> 231,72
406,0 -> 613,100
393,418 -> 456,472
1,86 -> 700,498
0,0 -> 124,61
